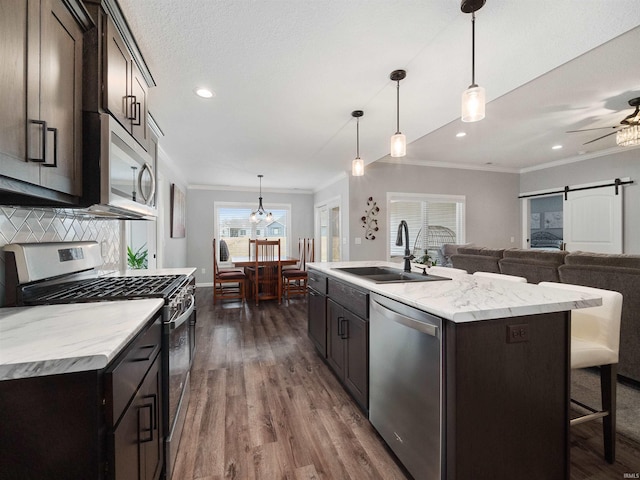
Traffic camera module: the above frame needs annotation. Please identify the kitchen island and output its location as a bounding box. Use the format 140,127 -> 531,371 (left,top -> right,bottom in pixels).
307,261 -> 601,480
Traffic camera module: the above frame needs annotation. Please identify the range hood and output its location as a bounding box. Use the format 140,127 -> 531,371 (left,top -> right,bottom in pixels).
81,112 -> 157,220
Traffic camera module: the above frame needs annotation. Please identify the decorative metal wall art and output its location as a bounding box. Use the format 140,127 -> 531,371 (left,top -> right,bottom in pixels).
361,197 -> 379,240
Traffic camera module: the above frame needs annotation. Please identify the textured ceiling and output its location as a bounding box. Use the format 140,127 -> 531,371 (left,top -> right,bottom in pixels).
117,0 -> 640,191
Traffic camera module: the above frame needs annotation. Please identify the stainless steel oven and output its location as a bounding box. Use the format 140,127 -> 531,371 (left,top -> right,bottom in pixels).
3,241 -> 195,480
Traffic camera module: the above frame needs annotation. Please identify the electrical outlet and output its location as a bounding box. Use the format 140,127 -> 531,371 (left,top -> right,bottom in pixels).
355,237 -> 362,245
201,268 -> 206,274
507,324 -> 529,343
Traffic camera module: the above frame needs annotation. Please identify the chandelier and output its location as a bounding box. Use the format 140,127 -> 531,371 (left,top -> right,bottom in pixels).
249,174 -> 273,223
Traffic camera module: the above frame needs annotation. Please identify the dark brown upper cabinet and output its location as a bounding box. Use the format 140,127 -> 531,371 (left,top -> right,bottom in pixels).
0,0 -> 92,205
105,15 -> 149,151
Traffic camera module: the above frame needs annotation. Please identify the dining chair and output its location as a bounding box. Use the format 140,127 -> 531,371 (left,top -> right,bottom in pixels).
252,239 -> 282,305
213,238 -> 246,304
282,238 -> 309,301
539,281 -> 623,463
304,237 -> 315,264
473,271 -> 527,282
282,238 -> 304,272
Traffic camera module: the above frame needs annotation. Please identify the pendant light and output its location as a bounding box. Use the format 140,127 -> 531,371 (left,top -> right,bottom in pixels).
390,69 -> 407,157
461,0 -> 486,122
351,110 -> 364,176
250,174 -> 273,223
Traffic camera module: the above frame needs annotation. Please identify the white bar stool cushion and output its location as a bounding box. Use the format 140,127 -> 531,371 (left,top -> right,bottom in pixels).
538,282 -> 622,369
473,271 -> 527,282
420,265 -> 468,278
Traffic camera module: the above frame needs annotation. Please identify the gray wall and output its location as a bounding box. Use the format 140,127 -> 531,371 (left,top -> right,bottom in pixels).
520,147 -> 640,254
186,187 -> 314,285
313,162 -> 521,261
156,148 -> 189,268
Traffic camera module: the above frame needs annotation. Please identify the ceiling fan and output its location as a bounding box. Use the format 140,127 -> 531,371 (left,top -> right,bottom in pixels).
567,97 -> 640,145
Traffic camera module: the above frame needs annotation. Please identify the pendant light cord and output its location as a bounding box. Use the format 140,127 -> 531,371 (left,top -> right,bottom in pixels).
356,117 -> 360,157
396,80 -> 401,134
471,12 -> 476,86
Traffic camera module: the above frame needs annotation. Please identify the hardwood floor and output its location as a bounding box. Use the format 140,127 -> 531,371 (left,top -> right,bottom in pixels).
172,287 -> 640,480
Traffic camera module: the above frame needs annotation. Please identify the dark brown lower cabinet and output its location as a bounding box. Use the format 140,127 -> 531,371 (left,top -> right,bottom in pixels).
308,287 -> 327,355
327,298 -> 368,411
0,315 -> 163,480
110,354 -> 163,480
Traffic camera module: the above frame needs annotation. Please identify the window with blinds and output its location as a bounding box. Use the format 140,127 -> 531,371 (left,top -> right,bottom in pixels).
214,202 -> 291,257
388,194 -> 465,259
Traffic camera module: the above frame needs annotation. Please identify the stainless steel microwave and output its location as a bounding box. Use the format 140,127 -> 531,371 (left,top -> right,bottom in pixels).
82,112 -> 157,219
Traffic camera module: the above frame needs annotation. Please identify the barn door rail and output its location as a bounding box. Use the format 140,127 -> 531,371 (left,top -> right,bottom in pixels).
518,178 -> 633,200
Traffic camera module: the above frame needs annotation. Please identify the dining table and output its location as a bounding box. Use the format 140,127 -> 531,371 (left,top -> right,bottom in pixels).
231,256 -> 299,303
230,256 -> 299,268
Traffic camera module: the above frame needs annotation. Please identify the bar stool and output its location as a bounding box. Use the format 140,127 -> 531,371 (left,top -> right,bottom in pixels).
539,281 -> 623,463
423,265 -> 468,278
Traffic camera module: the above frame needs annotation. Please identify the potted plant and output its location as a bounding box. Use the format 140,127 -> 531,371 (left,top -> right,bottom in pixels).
127,244 -> 148,269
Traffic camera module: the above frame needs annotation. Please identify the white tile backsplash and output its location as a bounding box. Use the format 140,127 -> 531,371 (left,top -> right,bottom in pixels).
0,207 -> 122,306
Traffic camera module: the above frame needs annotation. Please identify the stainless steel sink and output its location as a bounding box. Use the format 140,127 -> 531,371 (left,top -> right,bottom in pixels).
333,266 -> 450,283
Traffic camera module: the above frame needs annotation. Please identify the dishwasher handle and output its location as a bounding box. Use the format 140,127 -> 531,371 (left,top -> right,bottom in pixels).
372,299 -> 439,337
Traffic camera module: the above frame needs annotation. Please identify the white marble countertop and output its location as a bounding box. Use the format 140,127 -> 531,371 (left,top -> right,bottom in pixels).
0,299 -> 164,381
307,261 -> 602,323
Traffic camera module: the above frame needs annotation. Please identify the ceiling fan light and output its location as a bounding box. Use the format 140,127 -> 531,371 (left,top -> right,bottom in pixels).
616,125 -> 640,146
461,85 -> 485,122
390,133 -> 406,157
352,157 -> 364,176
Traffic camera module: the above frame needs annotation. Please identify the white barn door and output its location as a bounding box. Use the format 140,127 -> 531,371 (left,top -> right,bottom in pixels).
564,183 -> 623,253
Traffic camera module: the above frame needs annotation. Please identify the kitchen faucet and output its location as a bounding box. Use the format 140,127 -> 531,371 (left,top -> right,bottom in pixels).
396,220 -> 414,272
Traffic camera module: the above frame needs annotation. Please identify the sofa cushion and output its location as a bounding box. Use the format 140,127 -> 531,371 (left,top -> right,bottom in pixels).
499,258 -> 561,283
503,248 -> 567,265
565,251 -> 640,269
456,247 -> 504,258
437,243 -> 473,267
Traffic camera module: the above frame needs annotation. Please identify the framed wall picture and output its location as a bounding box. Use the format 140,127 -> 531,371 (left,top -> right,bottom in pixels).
530,213 -> 541,229
544,211 -> 563,229
170,184 -> 186,238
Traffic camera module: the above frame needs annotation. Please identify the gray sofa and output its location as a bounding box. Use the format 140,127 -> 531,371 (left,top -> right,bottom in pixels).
449,247 -> 504,274
451,247 -> 640,384
498,248 -> 568,284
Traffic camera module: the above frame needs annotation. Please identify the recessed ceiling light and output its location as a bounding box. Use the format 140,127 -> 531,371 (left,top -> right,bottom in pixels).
552,144 -> 563,150
195,88 -> 215,99
456,132 -> 467,138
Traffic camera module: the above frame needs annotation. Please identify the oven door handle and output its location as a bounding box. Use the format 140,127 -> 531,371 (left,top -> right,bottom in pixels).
170,294 -> 195,329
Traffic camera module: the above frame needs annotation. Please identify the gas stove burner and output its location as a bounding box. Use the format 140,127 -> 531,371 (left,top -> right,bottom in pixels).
20,275 -> 187,305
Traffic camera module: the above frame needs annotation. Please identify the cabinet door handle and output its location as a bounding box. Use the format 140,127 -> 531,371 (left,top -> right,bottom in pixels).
133,101 -> 142,126
337,316 -> 344,337
126,94 -> 137,120
143,393 -> 158,430
132,344 -> 159,362
42,127 -> 58,168
138,402 -> 154,443
340,318 -> 349,339
28,119 -> 47,163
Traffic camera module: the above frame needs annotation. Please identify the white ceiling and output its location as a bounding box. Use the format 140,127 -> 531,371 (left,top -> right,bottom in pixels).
117,0 -> 640,192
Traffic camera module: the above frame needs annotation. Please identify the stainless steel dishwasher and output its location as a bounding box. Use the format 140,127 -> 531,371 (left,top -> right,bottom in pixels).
369,293 -> 444,480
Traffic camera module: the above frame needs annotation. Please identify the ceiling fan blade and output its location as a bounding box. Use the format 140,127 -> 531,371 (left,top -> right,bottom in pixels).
566,126 -> 619,133
582,130 -> 618,145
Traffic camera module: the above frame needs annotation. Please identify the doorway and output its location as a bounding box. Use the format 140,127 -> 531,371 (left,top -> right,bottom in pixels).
316,198 -> 341,262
